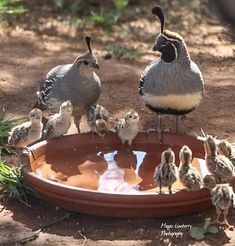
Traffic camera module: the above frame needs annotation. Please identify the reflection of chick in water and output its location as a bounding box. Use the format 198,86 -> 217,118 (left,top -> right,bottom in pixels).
98,151 -> 142,192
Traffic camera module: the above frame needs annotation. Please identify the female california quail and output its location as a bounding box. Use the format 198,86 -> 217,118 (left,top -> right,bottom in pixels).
153,148 -> 178,194
86,104 -> 109,137
179,145 -> 203,191
218,140 -> 235,166
42,100 -> 73,139
115,110 -> 139,145
34,36 -> 101,133
203,174 -> 234,230
8,108 -> 43,148
139,6 -> 204,134
204,135 -> 235,183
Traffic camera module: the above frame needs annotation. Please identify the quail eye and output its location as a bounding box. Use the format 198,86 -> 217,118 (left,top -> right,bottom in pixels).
83,61 -> 88,65
31,114 -> 35,117
129,115 -> 132,118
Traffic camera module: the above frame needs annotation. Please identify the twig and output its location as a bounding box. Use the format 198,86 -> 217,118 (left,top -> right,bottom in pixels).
17,212 -> 71,244
79,230 -> 87,246
0,205 -> 5,213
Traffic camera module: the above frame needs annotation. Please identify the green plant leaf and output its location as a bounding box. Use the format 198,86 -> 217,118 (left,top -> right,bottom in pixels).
203,218 -> 211,231
207,225 -> 219,234
189,226 -> 205,240
114,0 -> 129,11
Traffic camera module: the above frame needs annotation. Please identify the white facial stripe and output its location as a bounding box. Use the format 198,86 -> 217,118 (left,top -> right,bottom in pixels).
142,92 -> 202,110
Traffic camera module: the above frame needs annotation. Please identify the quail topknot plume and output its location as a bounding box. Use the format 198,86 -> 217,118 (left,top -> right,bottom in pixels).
153,148 -> 178,194
115,110 -> 139,145
86,104 -> 109,137
139,5 -> 204,134
179,145 -> 203,191
8,108 -> 43,148
34,36 -> 101,133
203,174 -> 234,230
42,100 -> 73,140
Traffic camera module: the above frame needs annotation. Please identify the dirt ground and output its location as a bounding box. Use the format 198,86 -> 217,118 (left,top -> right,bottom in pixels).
0,2 -> 235,246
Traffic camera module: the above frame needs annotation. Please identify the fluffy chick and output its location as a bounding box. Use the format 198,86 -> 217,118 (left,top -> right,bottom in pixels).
115,110 -> 139,145
218,140 -> 235,167
153,148 -> 178,194
87,104 -> 109,137
204,135 -> 234,183
42,100 -> 73,139
179,145 -> 203,191
203,175 -> 234,230
8,108 -> 43,148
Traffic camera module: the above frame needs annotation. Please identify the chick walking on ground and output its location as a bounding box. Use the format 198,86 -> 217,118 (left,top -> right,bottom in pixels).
87,104 -> 109,137
115,110 -> 139,145
203,175 -> 234,230
153,148 -> 178,194
42,100 -> 73,139
218,140 -> 235,167
179,145 -> 203,191
204,135 -> 235,183
8,108 -> 43,148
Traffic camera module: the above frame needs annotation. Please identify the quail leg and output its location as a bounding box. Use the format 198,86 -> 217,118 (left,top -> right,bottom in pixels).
211,207 -> 222,225
159,182 -> 163,194
168,184 -> 172,194
175,115 -> 181,133
74,115 -> 81,133
157,114 -> 163,144
222,209 -> 234,230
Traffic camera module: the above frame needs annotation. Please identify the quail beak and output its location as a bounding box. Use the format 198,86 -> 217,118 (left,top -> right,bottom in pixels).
152,43 -> 165,52
91,62 -> 100,69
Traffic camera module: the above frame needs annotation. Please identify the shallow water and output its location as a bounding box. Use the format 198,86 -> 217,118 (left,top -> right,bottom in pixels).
33,146 -> 208,194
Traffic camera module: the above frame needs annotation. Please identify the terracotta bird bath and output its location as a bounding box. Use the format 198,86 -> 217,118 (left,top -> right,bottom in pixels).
22,131 -> 212,218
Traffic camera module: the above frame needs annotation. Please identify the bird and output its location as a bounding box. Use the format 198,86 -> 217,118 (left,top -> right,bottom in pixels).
42,100 -> 73,139
203,135 -> 235,183
203,174 -> 234,230
86,104 -> 109,137
153,148 -> 178,194
115,110 -> 139,145
34,35 -> 101,133
179,145 -> 203,191
218,140 -> 235,167
8,108 -> 43,148
139,5 -> 204,134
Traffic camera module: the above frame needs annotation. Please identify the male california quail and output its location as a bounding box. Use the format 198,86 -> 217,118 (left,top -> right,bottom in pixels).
86,104 -> 109,137
203,174 -> 234,230
42,100 -> 73,139
8,108 -> 43,148
115,110 -> 139,145
34,36 -> 101,133
204,135 -> 235,183
139,6 -> 204,134
153,148 -> 178,194
179,145 -> 203,191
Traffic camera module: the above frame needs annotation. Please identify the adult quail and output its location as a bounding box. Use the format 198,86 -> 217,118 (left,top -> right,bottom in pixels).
203,174 -> 234,230
8,108 -> 43,148
115,110 -> 139,145
42,100 -> 73,140
34,36 -> 101,133
204,135 -> 235,183
153,148 -> 178,194
179,145 -> 203,191
139,6 -> 204,133
86,104 -> 109,137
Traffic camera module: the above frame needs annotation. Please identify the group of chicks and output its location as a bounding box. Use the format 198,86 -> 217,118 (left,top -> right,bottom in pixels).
154,136 -> 235,229
8,100 -> 140,149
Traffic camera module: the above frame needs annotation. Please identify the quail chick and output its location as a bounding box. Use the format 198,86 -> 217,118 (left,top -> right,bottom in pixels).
153,148 -> 178,194
87,104 -> 109,137
8,108 -> 43,148
203,174 -> 234,230
204,135 -> 235,183
42,100 -> 73,139
115,110 -> 139,145
139,6 -> 204,134
218,140 -> 235,167
179,145 -> 203,191
34,36 -> 101,132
